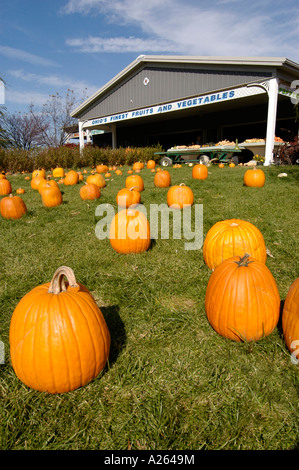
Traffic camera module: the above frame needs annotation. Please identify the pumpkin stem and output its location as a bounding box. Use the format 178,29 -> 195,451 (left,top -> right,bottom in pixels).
234,253 -> 254,267
48,266 -> 78,294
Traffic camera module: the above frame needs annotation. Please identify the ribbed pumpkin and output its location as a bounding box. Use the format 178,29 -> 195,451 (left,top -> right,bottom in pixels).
205,254 -> 280,342
80,183 -> 101,200
64,170 -> 79,186
40,183 -> 63,208
0,194 -> 27,219
167,183 -> 194,209
52,167 -> 65,178
244,168 -> 265,187
192,164 -> 208,180
109,208 -> 151,254
9,266 -> 110,394
0,178 -> 12,195
154,170 -> 171,188
38,179 -> 59,194
31,175 -> 45,190
203,218 -> 267,270
147,160 -> 156,169
126,174 -> 144,191
96,164 -> 108,174
86,173 -> 106,188
32,169 -> 46,179
116,187 -> 141,208
282,277 -> 299,363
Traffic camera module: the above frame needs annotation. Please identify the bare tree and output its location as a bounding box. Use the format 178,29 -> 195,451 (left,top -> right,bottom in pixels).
0,110 -> 49,150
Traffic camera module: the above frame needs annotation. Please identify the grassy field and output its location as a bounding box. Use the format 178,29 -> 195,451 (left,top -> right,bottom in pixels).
0,162 -> 298,450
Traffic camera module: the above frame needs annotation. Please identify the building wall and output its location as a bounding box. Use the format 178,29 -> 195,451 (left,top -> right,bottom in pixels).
79,65 -> 273,121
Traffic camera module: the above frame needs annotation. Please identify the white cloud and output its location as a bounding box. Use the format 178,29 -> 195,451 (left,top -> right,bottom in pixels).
5,89 -> 50,107
0,45 -> 59,67
62,0 -> 299,61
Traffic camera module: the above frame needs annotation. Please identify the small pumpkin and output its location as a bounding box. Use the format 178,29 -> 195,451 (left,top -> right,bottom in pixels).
203,218 -> 267,270
282,277 -> 299,363
133,162 -> 144,171
86,173 -> 106,188
218,163 -> 224,168
79,183 -> 101,200
167,183 -> 194,209
192,164 -> 208,180
16,188 -> 25,194
0,178 -> 12,195
109,208 -> 151,254
9,266 -> 111,393
244,168 -> 265,187
40,183 -> 63,208
64,170 -> 79,186
229,162 -> 235,168
154,170 -> 171,188
126,174 -> 144,192
205,254 -> 280,342
0,194 -> 27,219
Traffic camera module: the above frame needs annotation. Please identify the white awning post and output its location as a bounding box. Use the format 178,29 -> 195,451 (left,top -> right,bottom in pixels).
79,121 -> 85,153
264,78 -> 279,166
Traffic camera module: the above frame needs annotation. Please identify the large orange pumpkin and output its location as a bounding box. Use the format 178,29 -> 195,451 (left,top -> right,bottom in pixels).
154,170 -> 171,188
0,178 -> 12,195
133,162 -> 144,171
80,183 -> 101,200
9,266 -> 111,394
125,174 -> 144,191
38,179 -> 59,194
205,254 -> 280,342
109,208 -> 151,254
203,218 -> 267,270
32,169 -> 46,179
52,167 -> 65,178
192,164 -> 208,180
282,277 -> 299,363
86,173 -> 106,188
40,183 -> 63,208
147,160 -> 156,169
96,164 -> 108,174
0,194 -> 27,219
116,187 -> 141,208
167,183 -> 194,209
31,176 -> 45,190
244,168 -> 265,187
64,170 -> 79,185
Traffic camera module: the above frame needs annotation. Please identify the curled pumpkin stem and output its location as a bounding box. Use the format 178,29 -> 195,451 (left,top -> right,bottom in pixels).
48,266 -> 78,294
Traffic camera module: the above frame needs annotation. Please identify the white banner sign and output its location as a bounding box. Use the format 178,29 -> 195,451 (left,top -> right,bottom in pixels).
83,84 -> 266,129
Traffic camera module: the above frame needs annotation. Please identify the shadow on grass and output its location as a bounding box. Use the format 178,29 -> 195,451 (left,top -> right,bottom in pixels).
101,305 -> 126,366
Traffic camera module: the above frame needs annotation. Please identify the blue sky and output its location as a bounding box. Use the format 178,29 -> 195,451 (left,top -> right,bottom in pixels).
1,0 -> 299,115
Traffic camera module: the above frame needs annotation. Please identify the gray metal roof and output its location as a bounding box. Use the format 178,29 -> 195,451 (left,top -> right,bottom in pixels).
71,55 -> 299,118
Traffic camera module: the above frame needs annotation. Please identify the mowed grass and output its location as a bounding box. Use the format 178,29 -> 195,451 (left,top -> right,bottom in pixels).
0,163 -> 298,450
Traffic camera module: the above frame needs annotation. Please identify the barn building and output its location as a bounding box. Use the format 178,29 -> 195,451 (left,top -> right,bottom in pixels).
70,55 -> 299,165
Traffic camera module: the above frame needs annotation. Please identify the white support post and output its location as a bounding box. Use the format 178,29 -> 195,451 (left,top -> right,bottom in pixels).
111,124 -> 117,149
79,121 -> 85,153
264,78 -> 279,166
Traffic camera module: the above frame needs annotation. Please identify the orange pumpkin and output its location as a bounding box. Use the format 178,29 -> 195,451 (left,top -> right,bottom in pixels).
167,183 -> 194,209
218,163 -> 224,168
16,188 -> 25,194
282,277 -> 299,363
109,208 -> 151,254
96,164 -> 108,174
244,168 -> 265,187
64,170 -> 79,186
0,178 -> 12,195
32,169 -> 46,179
79,183 -> 101,200
116,187 -> 141,208
31,176 -> 45,190
154,170 -> 171,188
192,164 -> 208,180
147,160 -> 156,169
205,254 -> 280,342
38,179 -> 59,194
203,218 -> 267,270
125,174 -> 144,191
40,183 -> 63,208
52,167 -> 64,178
0,194 -> 27,219
133,162 -> 144,171
86,173 -> 106,188
229,162 -> 235,168
9,266 -> 110,393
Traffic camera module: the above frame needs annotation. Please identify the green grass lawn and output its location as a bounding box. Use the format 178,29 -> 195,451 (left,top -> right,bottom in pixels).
0,163 -> 298,450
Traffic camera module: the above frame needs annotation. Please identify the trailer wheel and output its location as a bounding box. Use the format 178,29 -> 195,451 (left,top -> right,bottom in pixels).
199,154 -> 210,165
160,156 -> 173,167
231,154 -> 239,165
